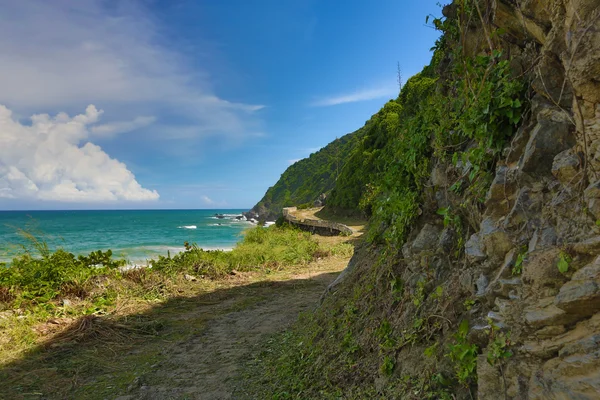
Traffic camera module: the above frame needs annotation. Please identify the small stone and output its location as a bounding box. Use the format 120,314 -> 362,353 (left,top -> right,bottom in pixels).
465,233 -> 486,262
480,218 -> 513,261
437,228 -> 455,253
585,180 -> 600,219
184,274 -> 198,282
552,148 -> 580,185
475,273 -> 489,297
430,164 -> 448,187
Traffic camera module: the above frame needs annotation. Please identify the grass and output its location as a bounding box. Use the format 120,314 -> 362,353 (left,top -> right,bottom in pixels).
0,224 -> 354,399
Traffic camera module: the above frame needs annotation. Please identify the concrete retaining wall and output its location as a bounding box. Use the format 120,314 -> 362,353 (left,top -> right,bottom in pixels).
282,207 -> 353,236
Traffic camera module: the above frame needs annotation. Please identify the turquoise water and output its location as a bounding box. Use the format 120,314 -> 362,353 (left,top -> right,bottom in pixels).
0,210 -> 252,264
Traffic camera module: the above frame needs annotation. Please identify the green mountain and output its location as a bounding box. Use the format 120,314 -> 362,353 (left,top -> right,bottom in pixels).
247,130 -> 365,220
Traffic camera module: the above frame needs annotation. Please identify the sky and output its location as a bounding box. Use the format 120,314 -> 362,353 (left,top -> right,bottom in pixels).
0,0 -> 442,210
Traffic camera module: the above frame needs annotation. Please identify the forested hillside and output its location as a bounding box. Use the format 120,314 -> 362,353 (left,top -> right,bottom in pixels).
247,131 -> 364,220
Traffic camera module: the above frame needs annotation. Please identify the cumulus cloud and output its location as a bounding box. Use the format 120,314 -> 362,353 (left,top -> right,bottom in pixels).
0,104 -> 159,202
311,85 -> 397,107
0,0 -> 263,142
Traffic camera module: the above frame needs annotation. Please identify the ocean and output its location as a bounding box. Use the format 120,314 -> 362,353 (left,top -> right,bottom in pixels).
0,209 -> 254,264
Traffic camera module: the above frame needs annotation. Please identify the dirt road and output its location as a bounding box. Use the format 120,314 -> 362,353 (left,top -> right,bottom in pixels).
123,269 -> 340,400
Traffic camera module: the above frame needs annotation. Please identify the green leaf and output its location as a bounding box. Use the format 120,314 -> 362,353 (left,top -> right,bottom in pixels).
558,252 -> 571,274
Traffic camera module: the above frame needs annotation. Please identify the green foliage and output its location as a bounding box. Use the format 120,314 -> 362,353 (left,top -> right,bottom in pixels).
380,355 -> 395,376
464,299 -> 477,311
446,320 -> 478,387
512,246 -> 528,275
486,321 -> 512,366
151,226 -> 320,276
250,132 -> 362,219
0,248 -> 124,305
558,251 -> 572,274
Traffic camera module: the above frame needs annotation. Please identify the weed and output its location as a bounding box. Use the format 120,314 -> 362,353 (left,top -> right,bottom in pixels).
557,251 -> 572,274
380,355 -> 395,376
512,246 -> 528,275
446,320 -> 478,387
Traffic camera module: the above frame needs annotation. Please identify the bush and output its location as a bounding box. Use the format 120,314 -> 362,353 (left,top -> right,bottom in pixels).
0,249 -> 125,305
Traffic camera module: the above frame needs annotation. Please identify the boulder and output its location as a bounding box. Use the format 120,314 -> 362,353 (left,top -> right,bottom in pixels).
518,108 -> 576,178
411,224 -> 441,253
523,248 -> 566,290
503,188 -> 541,229
528,226 -> 558,253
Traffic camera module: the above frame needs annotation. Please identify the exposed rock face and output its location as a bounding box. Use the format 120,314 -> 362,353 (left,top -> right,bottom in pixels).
397,0 -> 600,398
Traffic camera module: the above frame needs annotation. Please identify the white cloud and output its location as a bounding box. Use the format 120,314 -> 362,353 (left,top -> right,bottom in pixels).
311,86 -> 397,107
0,104 -> 159,202
288,159 -> 301,165
0,0 -> 263,142
201,195 -> 215,205
91,116 -> 157,138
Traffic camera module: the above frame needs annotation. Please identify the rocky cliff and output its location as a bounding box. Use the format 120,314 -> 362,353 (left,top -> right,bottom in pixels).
248,0 -> 600,398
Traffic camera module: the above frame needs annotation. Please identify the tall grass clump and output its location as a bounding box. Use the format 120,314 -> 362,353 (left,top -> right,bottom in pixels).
151,226 -> 321,276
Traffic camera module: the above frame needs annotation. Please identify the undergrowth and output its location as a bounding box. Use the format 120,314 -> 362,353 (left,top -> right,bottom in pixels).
0,225 -> 347,365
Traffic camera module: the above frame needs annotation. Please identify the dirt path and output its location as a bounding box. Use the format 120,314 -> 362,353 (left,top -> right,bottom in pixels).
116,267 -> 342,400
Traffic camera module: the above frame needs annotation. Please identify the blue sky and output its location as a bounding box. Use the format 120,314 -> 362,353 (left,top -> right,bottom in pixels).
0,0 -> 442,210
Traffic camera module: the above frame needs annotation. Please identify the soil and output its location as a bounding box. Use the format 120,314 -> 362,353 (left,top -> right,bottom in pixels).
124,268 -> 342,400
